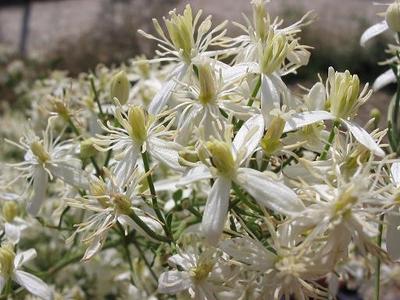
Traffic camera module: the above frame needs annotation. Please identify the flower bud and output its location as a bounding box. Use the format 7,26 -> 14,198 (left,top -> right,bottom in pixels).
205,140 -> 236,177
370,108 -> 381,128
30,141 -> 50,163
252,0 -> 270,42
327,67 -> 361,119
386,2 -> 400,32
261,116 -> 285,155
80,138 -> 98,160
2,201 -> 19,223
197,62 -> 217,105
128,106 -> 147,143
110,71 -> 130,105
0,244 -> 15,277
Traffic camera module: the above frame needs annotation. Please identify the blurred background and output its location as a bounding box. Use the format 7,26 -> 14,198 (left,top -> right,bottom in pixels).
0,0 -> 393,117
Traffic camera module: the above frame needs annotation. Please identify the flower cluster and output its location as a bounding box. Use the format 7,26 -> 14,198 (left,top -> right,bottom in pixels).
0,1 -> 399,299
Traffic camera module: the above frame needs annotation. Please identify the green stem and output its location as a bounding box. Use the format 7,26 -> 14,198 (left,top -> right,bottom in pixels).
235,74 -> 262,130
117,224 -> 135,285
374,214 -> 384,300
319,120 -> 340,160
128,209 -> 170,243
141,151 -> 172,241
131,237 -> 158,283
90,76 -> 104,119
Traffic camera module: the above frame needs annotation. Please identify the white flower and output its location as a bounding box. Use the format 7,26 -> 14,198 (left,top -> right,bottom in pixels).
158,248 -> 218,299
0,244 -> 52,300
179,116 -> 304,245
6,121 -> 88,215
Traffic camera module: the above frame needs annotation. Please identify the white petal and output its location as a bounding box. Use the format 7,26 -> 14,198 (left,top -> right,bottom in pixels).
360,21 -> 388,47
28,167 -> 48,216
148,64 -> 187,115
177,165 -> 212,186
386,211 -> 400,261
158,271 -> 192,294
154,177 -> 181,192
201,177 -> 231,245
306,82 -> 326,110
373,69 -> 396,91
220,237 -> 276,272
82,235 -> 104,261
342,120 -> 385,157
48,162 -> 89,189
261,74 -> 280,123
148,137 -> 184,172
14,249 -> 37,269
233,114 -> 264,163
236,168 -> 304,216
221,62 -> 259,82
175,105 -> 202,145
284,111 -> 334,133
391,162 -> 400,187
168,253 -> 196,270
113,146 -> 140,186
5,222 -> 22,244
14,270 -> 52,300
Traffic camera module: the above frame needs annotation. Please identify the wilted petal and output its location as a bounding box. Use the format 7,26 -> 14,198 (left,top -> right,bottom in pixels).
233,114 -> 264,163
360,21 -> 388,47
202,177 -> 231,245
148,64 -> 188,115
284,111 -> 334,133
386,210 -> 400,261
28,167 -> 48,216
236,168 -> 304,216
342,120 -> 384,157
82,235 -> 105,261
373,69 -> 396,91
14,270 -> 52,300
158,271 -> 192,294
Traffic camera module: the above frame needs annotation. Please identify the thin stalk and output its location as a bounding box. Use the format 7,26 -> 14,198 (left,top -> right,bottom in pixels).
131,238 -> 158,283
319,120 -> 340,160
235,74 -> 262,130
128,209 -> 170,243
374,214 -> 384,300
141,151 -> 172,241
90,76 -> 104,119
117,224 -> 135,285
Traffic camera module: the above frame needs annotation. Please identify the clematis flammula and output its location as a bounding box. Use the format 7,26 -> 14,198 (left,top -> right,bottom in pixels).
67,169 -> 163,261
6,121 -> 88,216
95,104 -> 183,186
283,67 -> 385,157
0,244 -> 52,299
178,115 -> 304,245
138,4 -> 229,115
158,248 -> 219,299
1,200 -> 28,244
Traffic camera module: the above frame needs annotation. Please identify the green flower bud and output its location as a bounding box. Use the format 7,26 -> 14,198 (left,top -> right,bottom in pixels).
206,140 -> 236,177
110,71 -> 130,105
80,138 -> 98,160
2,201 -> 19,223
30,141 -> 50,163
386,2 -> 400,32
128,106 -> 147,143
261,116 -> 285,155
197,62 -> 217,105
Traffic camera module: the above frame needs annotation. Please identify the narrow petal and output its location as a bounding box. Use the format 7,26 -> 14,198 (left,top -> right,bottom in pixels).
148,64 -> 187,115
373,69 -> 396,91
0,276 -> 5,294
233,114 -> 264,164
284,111 -> 334,133
28,167 -> 48,216
49,162 -> 89,189
386,211 -> 400,261
360,21 -> 388,47
306,82 -> 326,110
261,74 -> 280,123
113,146 -> 140,186
177,165 -> 212,186
222,62 -> 259,82
342,120 -> 384,157
158,271 -> 192,294
14,270 -> 52,300
148,137 -> 184,172
5,222 -> 22,244
201,177 -> 231,245
236,168 -> 304,216
14,249 -> 37,269
391,162 -> 400,187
